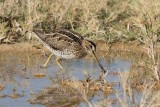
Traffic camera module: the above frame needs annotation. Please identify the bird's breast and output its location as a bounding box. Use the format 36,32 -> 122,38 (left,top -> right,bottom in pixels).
52,49 -> 87,59
42,38 -> 88,59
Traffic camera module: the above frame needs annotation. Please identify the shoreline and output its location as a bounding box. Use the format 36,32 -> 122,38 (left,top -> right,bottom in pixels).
0,41 -> 146,54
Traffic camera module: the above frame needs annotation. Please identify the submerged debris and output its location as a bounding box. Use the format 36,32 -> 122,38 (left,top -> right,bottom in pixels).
32,72 -> 45,78
0,93 -> 24,99
130,80 -> 160,91
28,85 -> 83,106
61,78 -> 113,93
0,83 -> 5,91
28,78 -> 114,106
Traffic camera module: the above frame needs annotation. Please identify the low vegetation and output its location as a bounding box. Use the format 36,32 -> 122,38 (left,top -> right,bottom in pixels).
0,0 -> 160,42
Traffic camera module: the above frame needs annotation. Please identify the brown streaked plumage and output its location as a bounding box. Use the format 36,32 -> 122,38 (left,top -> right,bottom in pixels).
33,29 -> 107,76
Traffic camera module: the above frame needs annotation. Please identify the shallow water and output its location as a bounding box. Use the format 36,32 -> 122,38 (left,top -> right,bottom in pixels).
0,52 -> 136,107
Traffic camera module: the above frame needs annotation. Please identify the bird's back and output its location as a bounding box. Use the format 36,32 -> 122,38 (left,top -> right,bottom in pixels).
33,29 -> 87,59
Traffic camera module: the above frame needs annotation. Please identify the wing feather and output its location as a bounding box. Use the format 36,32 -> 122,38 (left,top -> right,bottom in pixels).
33,29 -> 83,51
45,33 -> 76,51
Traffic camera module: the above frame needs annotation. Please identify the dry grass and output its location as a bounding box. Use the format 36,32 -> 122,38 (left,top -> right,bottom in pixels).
94,72 -> 160,107
113,72 -> 160,107
0,0 -> 159,42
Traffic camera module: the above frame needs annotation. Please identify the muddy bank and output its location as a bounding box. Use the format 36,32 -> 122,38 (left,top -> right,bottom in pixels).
0,42 -> 44,54
0,41 -> 147,54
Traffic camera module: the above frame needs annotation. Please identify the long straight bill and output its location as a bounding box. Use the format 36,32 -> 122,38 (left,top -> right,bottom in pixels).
92,51 -> 107,74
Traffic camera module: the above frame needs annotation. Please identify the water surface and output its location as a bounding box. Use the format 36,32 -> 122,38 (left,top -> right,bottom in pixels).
0,52 -> 132,107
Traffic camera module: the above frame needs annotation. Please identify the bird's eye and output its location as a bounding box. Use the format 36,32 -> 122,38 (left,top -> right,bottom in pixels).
91,45 -> 95,50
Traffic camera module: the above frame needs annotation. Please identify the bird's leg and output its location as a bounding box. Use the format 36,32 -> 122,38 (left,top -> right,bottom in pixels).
41,53 -> 54,68
56,57 -> 63,69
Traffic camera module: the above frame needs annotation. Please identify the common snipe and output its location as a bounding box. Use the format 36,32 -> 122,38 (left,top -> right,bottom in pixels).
33,29 -> 107,77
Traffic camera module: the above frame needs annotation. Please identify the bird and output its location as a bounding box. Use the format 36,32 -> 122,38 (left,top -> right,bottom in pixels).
33,29 -> 107,78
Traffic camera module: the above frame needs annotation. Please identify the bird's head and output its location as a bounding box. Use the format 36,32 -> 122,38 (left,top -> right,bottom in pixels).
82,39 -> 96,54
